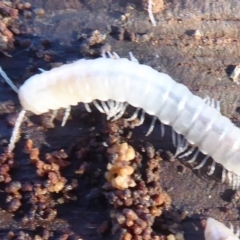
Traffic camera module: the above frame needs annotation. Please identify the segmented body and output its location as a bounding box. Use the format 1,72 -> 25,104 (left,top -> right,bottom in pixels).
1,52 -> 240,188
17,56 -> 240,177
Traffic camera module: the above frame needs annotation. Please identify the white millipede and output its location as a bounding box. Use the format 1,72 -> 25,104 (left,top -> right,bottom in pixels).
1,52 -> 240,189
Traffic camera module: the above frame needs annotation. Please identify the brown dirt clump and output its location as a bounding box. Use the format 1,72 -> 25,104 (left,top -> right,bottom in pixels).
102,118 -> 172,240
0,2 -> 18,55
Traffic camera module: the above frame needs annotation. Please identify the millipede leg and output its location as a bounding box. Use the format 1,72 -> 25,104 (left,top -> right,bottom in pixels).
93,100 -> 105,113
50,110 -> 58,123
193,155 -> 210,169
174,134 -> 181,156
38,68 -> 45,72
129,52 -> 139,63
172,130 -> 177,147
229,223 -> 234,232
107,100 -> 123,120
112,52 -> 120,59
112,103 -> 128,121
101,52 -> 107,58
84,103 -> 92,112
100,101 -> 110,115
160,122 -> 165,137
0,66 -> 19,93
61,106 -> 71,127
236,226 -> 240,237
232,174 -> 240,190
223,170 -> 240,190
108,102 -> 124,120
187,149 -> 200,163
232,222 -> 240,240
145,116 -> 157,136
147,0 -> 157,26
107,99 -> 114,110
222,168 -> 227,183
237,176 -> 240,190
204,95 -> 221,112
203,95 -> 210,104
216,100 -> 221,112
106,100 -> 116,119
232,174 -> 237,190
106,51 -> 114,59
136,110 -> 145,126
207,161 -> 216,175
174,136 -> 189,158
107,51 -> 120,59
210,98 -> 215,108
178,146 -> 196,158
8,110 -> 26,153
227,171 -> 233,188
125,108 -> 140,121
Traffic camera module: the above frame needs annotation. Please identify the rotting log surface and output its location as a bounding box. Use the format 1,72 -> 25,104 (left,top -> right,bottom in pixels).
0,0 -> 240,239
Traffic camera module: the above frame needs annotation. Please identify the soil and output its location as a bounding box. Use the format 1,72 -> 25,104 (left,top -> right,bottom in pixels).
0,0 -> 240,239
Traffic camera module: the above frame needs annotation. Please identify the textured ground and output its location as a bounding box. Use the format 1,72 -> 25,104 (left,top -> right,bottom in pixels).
0,0 -> 240,239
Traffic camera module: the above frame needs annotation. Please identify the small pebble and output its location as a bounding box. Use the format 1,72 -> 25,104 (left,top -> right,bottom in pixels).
34,8 -> 45,16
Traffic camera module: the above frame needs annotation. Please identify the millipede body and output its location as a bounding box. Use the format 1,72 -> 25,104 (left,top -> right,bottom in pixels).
1,53 -> 240,188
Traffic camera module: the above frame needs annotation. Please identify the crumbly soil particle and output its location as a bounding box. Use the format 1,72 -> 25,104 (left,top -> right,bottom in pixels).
0,2 -> 18,56
0,0 -> 240,239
